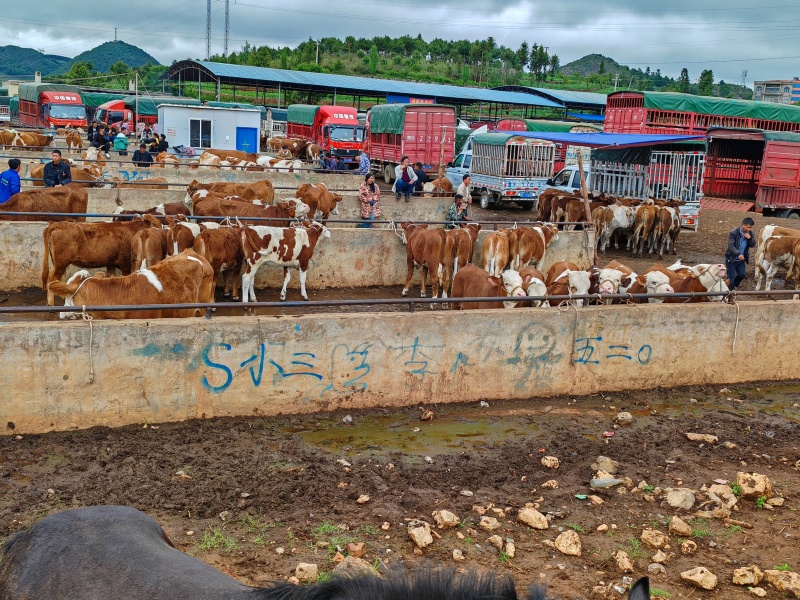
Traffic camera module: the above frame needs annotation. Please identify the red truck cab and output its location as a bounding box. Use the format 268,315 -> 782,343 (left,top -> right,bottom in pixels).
95,100 -> 133,129
287,104 -> 364,166
17,83 -> 87,128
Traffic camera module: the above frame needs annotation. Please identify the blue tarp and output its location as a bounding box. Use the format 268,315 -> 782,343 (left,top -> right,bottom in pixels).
492,131 -> 705,148
567,112 -> 605,122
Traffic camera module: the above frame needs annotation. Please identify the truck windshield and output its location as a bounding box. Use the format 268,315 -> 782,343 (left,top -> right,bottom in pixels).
330,126 -> 364,142
50,104 -> 87,120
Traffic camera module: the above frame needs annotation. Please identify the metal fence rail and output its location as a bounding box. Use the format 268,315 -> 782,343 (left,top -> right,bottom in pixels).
0,289 -> 794,317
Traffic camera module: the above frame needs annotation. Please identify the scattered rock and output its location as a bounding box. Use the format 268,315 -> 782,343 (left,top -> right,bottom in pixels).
588,495 -> 605,505
597,524 -> 609,532
504,539 -> 516,558
732,566 -> 764,586
541,456 -> 560,469
681,540 -> 698,555
331,551 -> 343,562
346,542 -> 366,559
736,472 -> 774,499
487,535 -> 504,549
648,563 -> 667,576
681,566 -> 719,590
723,441 -> 738,449
542,479 -> 559,489
432,510 -> 460,529
652,550 -> 670,564
287,576 -> 300,585
333,556 -> 371,576
708,484 -> 739,509
460,490 -> 474,497
686,433 -> 718,444
356,495 -> 370,504
218,511 -> 230,522
750,587 -> 767,597
342,415 -> 353,425
295,563 -> 319,582
669,516 -> 693,537
336,459 -> 352,467
480,401 -> 489,408
666,489 -> 696,510
479,516 -> 501,531
614,412 -> 634,426
473,505 -> 488,516
452,549 -> 465,561
381,522 -> 390,531
763,570 -> 800,597
614,550 -> 634,573
592,456 -> 620,474
640,528 -> 669,549
554,529 -> 582,556
407,520 -> 433,549
518,507 -> 549,529
767,497 -> 784,507
590,478 -> 625,489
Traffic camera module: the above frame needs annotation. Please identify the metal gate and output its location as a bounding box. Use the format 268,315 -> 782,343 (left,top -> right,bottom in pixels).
590,161 -> 648,198
647,151 -> 705,202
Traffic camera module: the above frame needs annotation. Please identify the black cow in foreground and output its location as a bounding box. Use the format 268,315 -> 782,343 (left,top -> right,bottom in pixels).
0,505 -> 651,600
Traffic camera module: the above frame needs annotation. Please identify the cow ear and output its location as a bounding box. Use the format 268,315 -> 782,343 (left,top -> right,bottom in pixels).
635,275 -> 646,285
165,216 -> 175,225
521,273 -> 533,284
487,276 -> 501,286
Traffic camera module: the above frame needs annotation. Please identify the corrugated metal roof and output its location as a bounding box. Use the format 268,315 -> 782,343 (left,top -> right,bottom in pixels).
492,85 -> 607,109
164,61 -> 565,109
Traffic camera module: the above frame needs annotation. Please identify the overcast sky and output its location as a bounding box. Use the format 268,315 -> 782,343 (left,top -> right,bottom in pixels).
2,0 -> 799,86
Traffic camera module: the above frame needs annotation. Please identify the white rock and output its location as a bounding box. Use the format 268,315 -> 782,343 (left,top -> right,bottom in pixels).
648,563 -> 667,575
686,433 -> 718,444
736,472 -> 774,499
681,566 -> 718,590
541,456 -> 560,469
750,587 -> 767,597
666,489 -> 696,510
640,528 -> 669,549
518,507 -> 549,530
614,550 -> 634,573
554,529 -> 582,556
652,550 -> 670,564
669,516 -> 693,537
407,520 -> 433,548
597,524 -> 609,532
295,563 -> 319,582
767,497 -> 784,507
504,540 -> 516,558
541,479 -> 559,489
432,510 -> 460,529
763,570 -> 800,597
614,412 -> 634,426
681,540 -> 698,555
356,495 -> 370,504
708,484 -> 738,509
460,490 -> 474,497
732,566 -> 764,586
487,535 -> 504,549
479,516 -> 501,531
592,456 -> 620,474
452,548 -> 465,561
333,556 -> 372,576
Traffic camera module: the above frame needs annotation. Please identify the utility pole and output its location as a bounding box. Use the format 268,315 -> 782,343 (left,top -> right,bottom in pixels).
206,0 -> 211,60
316,40 -> 320,65
613,74 -> 620,91
224,0 -> 230,57
114,28 -> 117,42
741,69 -> 748,88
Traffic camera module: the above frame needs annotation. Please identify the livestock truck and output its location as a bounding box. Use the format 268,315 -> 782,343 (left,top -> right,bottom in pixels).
287,104 -> 364,166
367,103 -> 456,182
17,83 -> 87,128
465,132 -> 556,210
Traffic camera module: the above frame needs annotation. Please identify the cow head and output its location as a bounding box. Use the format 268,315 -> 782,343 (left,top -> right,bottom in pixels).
522,273 -> 548,307
638,272 -> 675,303
597,268 -> 624,296
565,270 -> 592,307
307,220 -> 331,240
487,270 -> 526,309
289,198 -> 310,217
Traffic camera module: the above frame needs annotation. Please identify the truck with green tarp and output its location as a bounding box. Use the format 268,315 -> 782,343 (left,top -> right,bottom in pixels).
287,104 -> 363,166
366,103 -> 456,182
16,83 -> 87,128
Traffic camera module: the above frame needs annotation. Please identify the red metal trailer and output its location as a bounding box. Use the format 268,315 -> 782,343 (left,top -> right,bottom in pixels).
367,104 -> 456,182
17,83 -> 87,128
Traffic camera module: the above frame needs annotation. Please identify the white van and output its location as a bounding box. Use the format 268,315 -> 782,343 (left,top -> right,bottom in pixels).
547,164 -> 591,194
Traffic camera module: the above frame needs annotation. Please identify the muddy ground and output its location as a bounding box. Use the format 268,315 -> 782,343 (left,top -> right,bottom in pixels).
1,383 -> 799,598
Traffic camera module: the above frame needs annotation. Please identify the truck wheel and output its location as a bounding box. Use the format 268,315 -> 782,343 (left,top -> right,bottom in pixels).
518,201 -> 535,210
480,189 -> 491,210
789,211 -> 800,220
383,164 -> 394,184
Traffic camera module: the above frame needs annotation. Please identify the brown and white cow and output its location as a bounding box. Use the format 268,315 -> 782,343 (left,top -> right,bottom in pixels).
626,270 -> 676,302
131,227 -> 168,271
545,261 -> 592,306
755,224 -> 800,288
153,152 -> 180,168
240,221 -> 330,302
601,260 -> 638,298
667,260 -> 729,300
422,177 -> 454,197
450,263 -> 527,310
257,157 -> 304,172
42,215 -> 162,306
4,131 -> 53,149
754,235 -> 800,291
507,224 -> 558,270
400,222 -> 448,299
65,130 -> 83,152
632,265 -> 709,303
30,163 -> 103,188
517,266 -> 548,307
441,223 -> 481,296
295,183 -> 344,219
654,205 -> 681,257
48,250 -> 215,320
185,180 -> 276,207
199,148 -> 259,163
193,197 -> 308,226
0,184 -> 88,222
481,230 -> 511,278
596,203 -> 637,253
267,136 -> 307,158
305,143 -> 321,163
165,217 -> 221,257
193,226 -> 245,300
632,204 -> 658,255
112,202 -> 189,222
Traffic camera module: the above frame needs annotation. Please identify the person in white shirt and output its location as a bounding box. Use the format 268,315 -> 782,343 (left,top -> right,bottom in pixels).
391,155 -> 417,202
456,174 -> 472,214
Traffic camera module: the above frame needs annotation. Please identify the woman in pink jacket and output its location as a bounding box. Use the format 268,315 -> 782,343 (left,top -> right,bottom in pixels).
359,173 -> 382,228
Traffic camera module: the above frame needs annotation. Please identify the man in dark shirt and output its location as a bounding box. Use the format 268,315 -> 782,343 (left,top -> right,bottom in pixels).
413,162 -> 429,195
724,217 -> 756,290
43,150 -> 72,187
132,143 -> 153,167
156,134 -> 169,153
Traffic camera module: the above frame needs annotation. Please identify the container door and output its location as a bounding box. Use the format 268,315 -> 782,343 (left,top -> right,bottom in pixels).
760,141 -> 800,188
236,127 -> 259,153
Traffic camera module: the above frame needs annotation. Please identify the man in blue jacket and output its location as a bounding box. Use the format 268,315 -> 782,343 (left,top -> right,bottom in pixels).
0,159 -> 21,204
724,217 -> 756,290
43,150 -> 72,187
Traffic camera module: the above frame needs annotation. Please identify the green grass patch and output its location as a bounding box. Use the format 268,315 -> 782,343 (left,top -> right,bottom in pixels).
565,523 -> 585,533
687,517 -> 713,539
773,563 -> 793,572
196,528 -> 239,553
622,538 -> 647,560
755,496 -> 767,510
730,483 -> 743,498
312,522 -> 343,536
650,588 -> 671,598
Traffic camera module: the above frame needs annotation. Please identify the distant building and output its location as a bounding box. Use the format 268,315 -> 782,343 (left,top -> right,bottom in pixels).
753,78 -> 800,104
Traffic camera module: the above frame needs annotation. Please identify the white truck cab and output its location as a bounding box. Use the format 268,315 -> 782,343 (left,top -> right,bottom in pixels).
547,165 -> 591,194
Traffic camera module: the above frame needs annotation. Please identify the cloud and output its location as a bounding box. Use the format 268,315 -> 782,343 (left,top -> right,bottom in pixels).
1,0 -> 797,84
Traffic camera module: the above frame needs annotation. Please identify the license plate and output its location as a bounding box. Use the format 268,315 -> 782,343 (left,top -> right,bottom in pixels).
518,192 -> 534,198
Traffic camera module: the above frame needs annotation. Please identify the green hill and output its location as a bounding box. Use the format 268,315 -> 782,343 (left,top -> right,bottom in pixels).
55,41 -> 160,74
560,54 -> 628,77
0,46 -> 70,77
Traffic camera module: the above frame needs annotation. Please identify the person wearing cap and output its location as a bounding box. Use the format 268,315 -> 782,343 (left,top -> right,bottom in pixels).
275,145 -> 292,160
0,158 -> 21,204
132,143 -> 154,168
446,194 -> 469,229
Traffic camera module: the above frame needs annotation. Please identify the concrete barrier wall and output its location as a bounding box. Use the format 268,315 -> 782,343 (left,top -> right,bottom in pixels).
0,222 -> 593,292
2,300 -> 796,434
